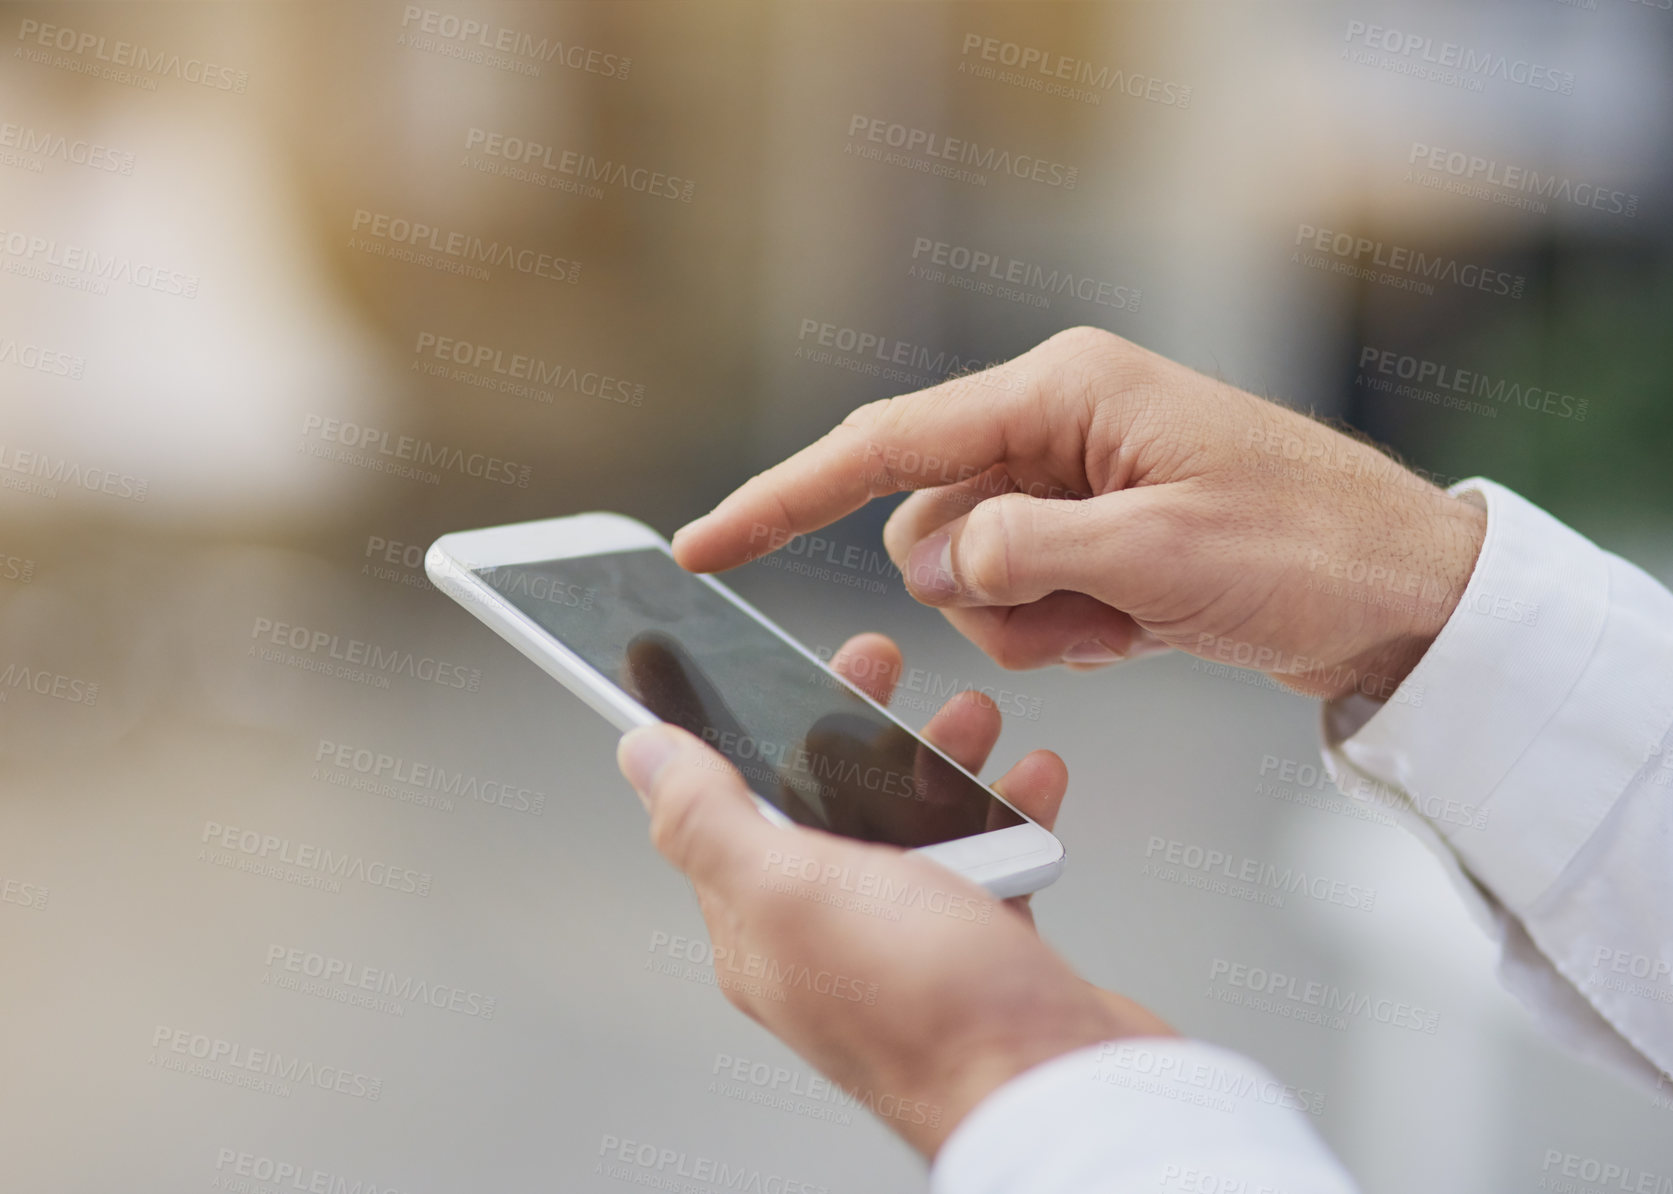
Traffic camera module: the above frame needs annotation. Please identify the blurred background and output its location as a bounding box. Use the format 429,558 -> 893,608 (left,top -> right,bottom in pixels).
3,2 -> 1671,1191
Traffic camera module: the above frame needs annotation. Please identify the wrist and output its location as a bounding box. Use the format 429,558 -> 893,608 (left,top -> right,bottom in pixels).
895,987 -> 1171,1159
1324,490 -> 1487,701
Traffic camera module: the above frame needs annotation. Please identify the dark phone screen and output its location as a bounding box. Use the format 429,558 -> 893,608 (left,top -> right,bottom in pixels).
475,549 -> 1024,847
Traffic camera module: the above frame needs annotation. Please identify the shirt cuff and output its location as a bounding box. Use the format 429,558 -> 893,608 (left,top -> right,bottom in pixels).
930,1038 -> 1357,1194
1322,477 -> 1673,915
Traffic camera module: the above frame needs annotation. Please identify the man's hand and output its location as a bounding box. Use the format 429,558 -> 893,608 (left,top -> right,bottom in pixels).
617,632 -> 1171,1158
671,327 -> 1487,700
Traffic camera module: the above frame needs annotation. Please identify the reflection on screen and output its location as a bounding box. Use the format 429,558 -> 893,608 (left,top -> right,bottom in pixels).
475,549 -> 1024,847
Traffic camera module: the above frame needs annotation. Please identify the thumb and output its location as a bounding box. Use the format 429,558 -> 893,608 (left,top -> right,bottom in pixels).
900,489 -> 1162,609
617,723 -> 778,889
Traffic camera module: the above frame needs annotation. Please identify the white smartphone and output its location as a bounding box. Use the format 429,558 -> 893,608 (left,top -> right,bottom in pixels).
425,512 -> 1065,897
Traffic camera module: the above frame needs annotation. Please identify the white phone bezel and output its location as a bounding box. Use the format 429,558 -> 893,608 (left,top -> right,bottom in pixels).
426,512 -> 1065,898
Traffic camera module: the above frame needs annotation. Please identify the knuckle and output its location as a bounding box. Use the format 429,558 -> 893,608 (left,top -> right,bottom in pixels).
1049,324 -> 1147,394
838,398 -> 899,492
1045,326 -> 1124,370
839,396 -> 895,444
1048,324 -> 1111,350
881,508 -> 914,567
960,499 -> 1020,601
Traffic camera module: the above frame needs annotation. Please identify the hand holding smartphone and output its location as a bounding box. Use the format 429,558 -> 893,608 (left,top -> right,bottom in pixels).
426,513 -> 1065,897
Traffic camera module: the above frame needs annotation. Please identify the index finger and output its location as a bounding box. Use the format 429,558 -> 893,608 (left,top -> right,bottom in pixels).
670,370 -> 1026,573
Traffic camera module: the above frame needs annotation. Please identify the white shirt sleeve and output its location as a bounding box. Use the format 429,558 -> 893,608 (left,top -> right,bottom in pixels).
931,477 -> 1673,1193
1318,477 -> 1673,1088
930,1038 -> 1359,1194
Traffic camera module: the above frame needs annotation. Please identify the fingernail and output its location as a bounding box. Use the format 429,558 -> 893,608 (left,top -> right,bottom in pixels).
619,725 -> 680,808
1062,640 -> 1123,665
906,533 -> 957,598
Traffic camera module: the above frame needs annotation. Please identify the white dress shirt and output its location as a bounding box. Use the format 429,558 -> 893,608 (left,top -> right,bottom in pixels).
932,478 -> 1673,1194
